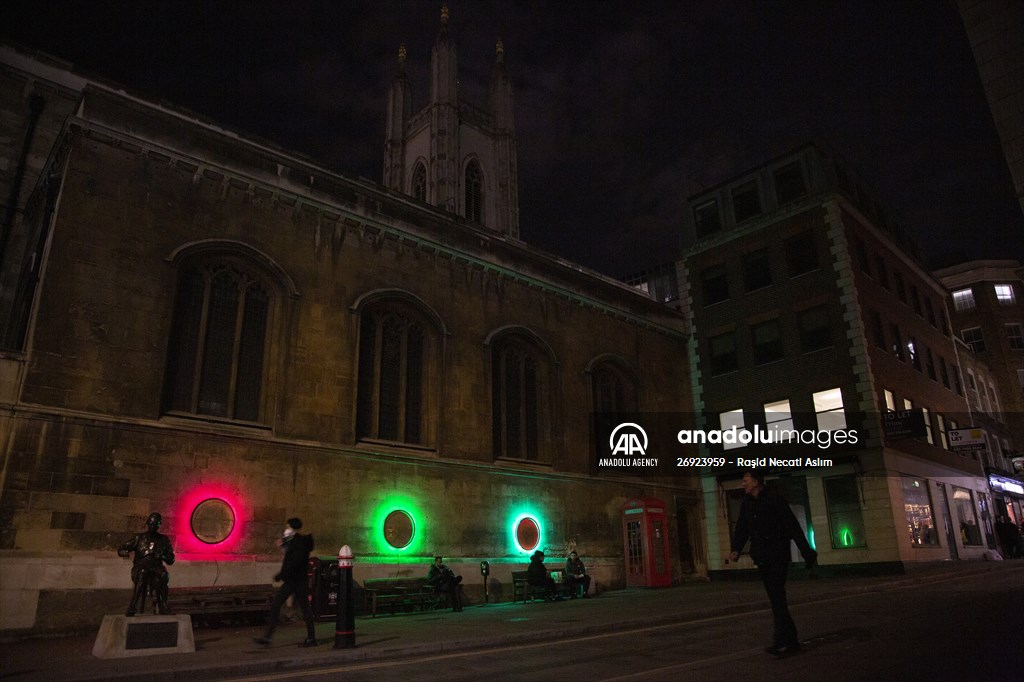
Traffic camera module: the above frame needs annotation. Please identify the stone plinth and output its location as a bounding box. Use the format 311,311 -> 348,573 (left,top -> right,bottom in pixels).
92,614 -> 195,658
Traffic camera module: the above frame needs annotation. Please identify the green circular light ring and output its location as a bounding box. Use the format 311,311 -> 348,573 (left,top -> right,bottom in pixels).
383,509 -> 415,549
370,495 -> 425,555
511,513 -> 542,553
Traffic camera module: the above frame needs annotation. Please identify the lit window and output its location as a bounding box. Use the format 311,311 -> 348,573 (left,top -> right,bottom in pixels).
902,476 -> 938,546
994,284 -> 1015,305
952,487 -> 982,546
921,406 -> 934,445
764,399 -> 794,441
720,409 -> 746,451
952,288 -> 975,311
883,389 -> 895,412
937,414 -> 948,450
813,387 -> 846,431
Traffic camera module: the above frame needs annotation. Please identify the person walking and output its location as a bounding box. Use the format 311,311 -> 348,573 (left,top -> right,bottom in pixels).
254,517 -> 317,648
729,470 -> 817,658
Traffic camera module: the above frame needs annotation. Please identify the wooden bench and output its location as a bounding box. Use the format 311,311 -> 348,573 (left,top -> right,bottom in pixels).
166,584 -> 275,627
363,577 -> 449,617
512,569 -> 549,603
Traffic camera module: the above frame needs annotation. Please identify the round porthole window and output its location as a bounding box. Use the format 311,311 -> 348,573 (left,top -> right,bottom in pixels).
190,498 -> 235,545
383,510 -> 415,549
515,516 -> 540,552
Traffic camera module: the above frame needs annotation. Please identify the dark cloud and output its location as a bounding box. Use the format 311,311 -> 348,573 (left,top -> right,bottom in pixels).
3,0 -> 1021,276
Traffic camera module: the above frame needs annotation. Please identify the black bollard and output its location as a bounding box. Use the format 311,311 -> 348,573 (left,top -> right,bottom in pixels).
334,545 -> 356,649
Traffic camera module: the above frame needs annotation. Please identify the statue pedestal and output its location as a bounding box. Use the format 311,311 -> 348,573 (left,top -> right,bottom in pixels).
92,614 -> 195,658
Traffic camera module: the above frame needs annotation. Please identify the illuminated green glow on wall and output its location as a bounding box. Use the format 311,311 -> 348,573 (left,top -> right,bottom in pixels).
510,510 -> 545,554
808,526 -> 816,551
369,495 -> 425,556
840,528 -> 853,547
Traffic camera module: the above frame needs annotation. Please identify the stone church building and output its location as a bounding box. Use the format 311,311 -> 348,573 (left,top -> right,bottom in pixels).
0,11 -> 698,633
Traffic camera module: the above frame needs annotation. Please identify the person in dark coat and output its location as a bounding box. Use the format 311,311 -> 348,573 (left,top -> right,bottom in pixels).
255,517 -> 317,647
729,470 -> 817,658
563,551 -> 591,598
526,550 -> 559,600
427,555 -> 463,611
995,515 -> 1021,559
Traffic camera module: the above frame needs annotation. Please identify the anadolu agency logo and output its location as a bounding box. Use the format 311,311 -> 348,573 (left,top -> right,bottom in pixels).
609,422 -> 649,456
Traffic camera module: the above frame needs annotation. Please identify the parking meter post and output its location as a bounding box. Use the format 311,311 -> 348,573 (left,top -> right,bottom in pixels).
480,561 -> 490,603
334,545 -> 355,649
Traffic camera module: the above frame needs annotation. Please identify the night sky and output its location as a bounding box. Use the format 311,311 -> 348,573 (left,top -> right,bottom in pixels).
3,0 -> 1022,276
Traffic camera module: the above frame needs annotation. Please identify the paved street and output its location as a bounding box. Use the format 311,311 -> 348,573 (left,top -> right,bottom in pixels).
223,567 -> 1023,682
2,562 -> 1020,682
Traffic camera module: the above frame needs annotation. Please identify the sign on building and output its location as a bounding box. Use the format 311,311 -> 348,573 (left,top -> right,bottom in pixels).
948,427 -> 986,452
882,409 -> 926,440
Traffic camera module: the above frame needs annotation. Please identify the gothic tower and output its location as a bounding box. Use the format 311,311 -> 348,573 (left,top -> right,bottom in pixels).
383,4 -> 520,238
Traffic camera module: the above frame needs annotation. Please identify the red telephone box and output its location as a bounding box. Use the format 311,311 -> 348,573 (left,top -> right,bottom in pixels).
622,497 -> 672,587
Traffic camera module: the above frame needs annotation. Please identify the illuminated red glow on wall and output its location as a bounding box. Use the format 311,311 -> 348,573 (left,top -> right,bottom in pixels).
175,484 -> 245,554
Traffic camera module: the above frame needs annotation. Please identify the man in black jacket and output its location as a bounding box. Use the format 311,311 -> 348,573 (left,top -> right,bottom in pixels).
427,556 -> 463,611
729,471 -> 817,658
255,517 -> 317,647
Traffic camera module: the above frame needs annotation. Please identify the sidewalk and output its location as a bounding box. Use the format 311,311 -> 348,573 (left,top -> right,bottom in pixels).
2,561 -> 1020,682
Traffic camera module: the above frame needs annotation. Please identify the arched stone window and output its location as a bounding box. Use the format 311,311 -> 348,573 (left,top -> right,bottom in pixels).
163,263 -> 271,422
490,332 -> 554,462
465,160 -> 483,223
356,299 -> 438,446
590,360 -> 638,413
411,163 -> 427,202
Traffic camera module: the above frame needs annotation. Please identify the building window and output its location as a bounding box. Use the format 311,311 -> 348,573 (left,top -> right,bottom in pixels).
883,389 -> 895,412
869,309 -> 886,349
961,327 -> 985,354
773,162 -> 807,204
813,387 -> 847,431
952,288 -> 975,311
465,160 -> 483,223
853,236 -> 871,275
732,181 -> 761,222
902,477 -> 938,546
357,305 -> 435,445
907,336 -> 921,370
709,332 -> 738,375
894,271 -> 907,303
701,263 -> 730,305
921,406 -> 934,445
764,399 -> 794,440
874,255 -> 890,290
798,305 -> 832,353
824,476 -> 867,548
937,413 -> 948,450
742,249 -> 772,292
890,323 -> 905,361
925,347 -> 937,381
784,230 -> 818,277
994,284 -> 1015,305
939,310 -> 949,337
163,264 -> 271,422
924,298 -> 937,327
939,356 -> 950,389
751,319 -> 784,365
1007,323 -> 1024,350
952,364 -> 962,395
491,335 -> 548,461
694,200 -> 721,238
910,286 -> 922,316
952,487 -> 983,546
411,163 -> 427,202
966,370 -> 982,411
720,409 -> 746,451
591,362 -> 636,413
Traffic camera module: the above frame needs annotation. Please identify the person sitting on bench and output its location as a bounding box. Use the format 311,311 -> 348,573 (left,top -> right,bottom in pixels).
427,555 -> 463,612
564,551 -> 591,598
527,550 -> 560,601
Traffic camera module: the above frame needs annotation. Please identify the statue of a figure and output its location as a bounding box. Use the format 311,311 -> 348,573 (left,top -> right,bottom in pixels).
117,512 -> 175,616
